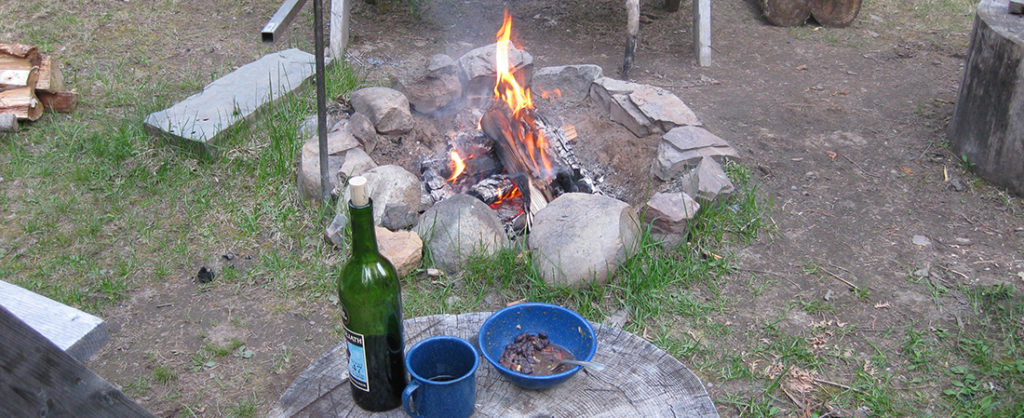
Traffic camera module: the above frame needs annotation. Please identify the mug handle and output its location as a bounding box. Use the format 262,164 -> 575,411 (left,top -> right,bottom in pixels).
402,380 -> 420,417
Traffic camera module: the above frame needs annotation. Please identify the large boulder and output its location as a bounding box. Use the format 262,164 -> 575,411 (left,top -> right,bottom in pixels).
528,193 -> 640,286
531,65 -> 602,103
414,194 -> 509,272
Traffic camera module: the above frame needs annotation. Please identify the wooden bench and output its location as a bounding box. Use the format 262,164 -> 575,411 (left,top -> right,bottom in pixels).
0,280 -> 109,362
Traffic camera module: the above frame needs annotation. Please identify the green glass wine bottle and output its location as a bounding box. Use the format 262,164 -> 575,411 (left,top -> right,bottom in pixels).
337,176 -> 406,412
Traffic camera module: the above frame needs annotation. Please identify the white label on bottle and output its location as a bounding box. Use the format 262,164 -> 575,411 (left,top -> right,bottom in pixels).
345,327 -> 369,391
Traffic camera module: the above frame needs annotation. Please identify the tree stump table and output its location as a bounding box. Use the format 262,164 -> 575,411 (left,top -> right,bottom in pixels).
269,312 -> 718,417
949,0 -> 1024,196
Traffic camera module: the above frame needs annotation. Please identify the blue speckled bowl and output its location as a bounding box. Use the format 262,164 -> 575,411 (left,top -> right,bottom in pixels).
478,302 -> 597,390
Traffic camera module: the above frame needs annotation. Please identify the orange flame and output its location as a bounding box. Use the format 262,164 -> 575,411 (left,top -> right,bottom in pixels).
493,11 -> 554,179
447,149 -> 466,183
489,184 -> 523,209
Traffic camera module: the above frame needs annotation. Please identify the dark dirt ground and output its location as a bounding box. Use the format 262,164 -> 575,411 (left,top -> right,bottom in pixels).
13,0 -> 1019,415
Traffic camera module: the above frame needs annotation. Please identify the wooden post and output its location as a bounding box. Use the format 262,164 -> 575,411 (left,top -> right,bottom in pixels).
0,305 -> 153,416
694,0 -> 711,66
329,0 -> 351,62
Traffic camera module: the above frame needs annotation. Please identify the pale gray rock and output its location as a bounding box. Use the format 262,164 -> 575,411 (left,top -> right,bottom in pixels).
458,43 -> 533,104
349,87 -> 414,135
609,93 -> 652,137
426,54 -> 457,78
376,226 -> 423,277
298,113 -> 343,139
528,193 -> 640,286
340,165 -> 422,225
652,126 -> 740,181
912,235 -> 932,246
145,48 -> 315,150
589,76 -> 643,115
297,122 -> 363,200
531,65 -> 603,103
325,212 -> 348,247
347,112 -> 379,154
646,192 -> 701,245
679,157 -> 735,202
629,84 -> 701,131
414,194 -> 509,272
335,147 -> 377,191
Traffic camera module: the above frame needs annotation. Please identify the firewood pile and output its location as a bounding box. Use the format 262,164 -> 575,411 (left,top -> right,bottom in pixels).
0,43 -> 77,132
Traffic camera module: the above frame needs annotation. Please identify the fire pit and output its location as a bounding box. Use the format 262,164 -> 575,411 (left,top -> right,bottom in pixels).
305,11 -> 742,286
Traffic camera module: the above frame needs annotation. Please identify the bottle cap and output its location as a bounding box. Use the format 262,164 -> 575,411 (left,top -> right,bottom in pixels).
349,176 -> 369,206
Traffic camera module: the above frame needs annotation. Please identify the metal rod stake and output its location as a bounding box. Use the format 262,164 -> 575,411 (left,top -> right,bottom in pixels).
313,0 -> 330,205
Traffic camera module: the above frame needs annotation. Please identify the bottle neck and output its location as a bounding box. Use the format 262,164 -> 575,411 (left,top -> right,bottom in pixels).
348,199 -> 378,255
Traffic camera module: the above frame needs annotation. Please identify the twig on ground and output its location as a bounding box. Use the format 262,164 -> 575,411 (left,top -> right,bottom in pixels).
842,154 -> 880,178
817,265 -> 860,292
812,377 -> 859,393
937,264 -> 970,280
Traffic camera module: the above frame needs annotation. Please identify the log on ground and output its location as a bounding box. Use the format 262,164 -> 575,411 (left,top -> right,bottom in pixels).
809,0 -> 862,27
762,0 -> 810,26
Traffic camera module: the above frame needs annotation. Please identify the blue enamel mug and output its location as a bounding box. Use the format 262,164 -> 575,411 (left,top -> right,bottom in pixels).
402,336 -> 479,418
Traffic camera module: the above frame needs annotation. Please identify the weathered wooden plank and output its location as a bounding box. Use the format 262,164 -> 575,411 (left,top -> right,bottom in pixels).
270,312 -> 718,417
329,0 -> 351,61
694,0 -> 712,66
0,280 -> 109,362
0,305 -> 153,417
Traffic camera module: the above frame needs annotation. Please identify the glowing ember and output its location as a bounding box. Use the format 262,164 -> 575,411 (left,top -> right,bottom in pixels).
447,149 -> 466,183
539,88 -> 562,100
492,10 -> 554,180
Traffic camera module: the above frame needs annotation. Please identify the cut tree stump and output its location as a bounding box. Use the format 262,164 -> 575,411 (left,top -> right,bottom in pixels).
762,0 -> 810,27
269,312 -> 718,417
949,0 -> 1024,196
809,0 -> 862,27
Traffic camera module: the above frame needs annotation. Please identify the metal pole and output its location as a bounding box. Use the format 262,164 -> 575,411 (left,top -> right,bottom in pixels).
313,0 -> 331,206
260,0 -> 309,43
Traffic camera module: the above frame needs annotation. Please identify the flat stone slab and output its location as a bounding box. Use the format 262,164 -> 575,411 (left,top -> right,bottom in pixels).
144,48 -> 315,148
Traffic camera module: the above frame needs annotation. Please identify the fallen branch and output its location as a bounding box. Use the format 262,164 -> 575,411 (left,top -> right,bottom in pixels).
817,265 -> 860,292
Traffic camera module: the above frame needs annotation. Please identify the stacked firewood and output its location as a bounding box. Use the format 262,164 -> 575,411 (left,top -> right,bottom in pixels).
0,43 -> 77,132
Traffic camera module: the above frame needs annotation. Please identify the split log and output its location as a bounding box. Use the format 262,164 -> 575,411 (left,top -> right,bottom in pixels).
809,0 -> 862,27
0,86 -> 42,120
949,0 -> 1024,197
762,0 -> 810,27
0,43 -> 40,92
36,55 -> 65,92
38,90 -> 77,113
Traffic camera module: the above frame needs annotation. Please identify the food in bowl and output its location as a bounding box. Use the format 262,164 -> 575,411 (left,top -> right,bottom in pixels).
498,332 -> 575,375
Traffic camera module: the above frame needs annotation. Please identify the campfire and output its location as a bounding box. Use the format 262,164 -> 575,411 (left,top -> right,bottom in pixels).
421,11 -> 597,235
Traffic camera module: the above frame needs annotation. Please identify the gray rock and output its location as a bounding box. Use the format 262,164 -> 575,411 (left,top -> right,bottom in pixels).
458,43 -> 533,105
376,226 -> 423,277
531,65 -> 603,103
912,235 -> 932,246
609,93 -> 652,137
652,126 -> 740,181
646,192 -> 701,245
349,87 -> 414,135
144,49 -> 315,150
298,113 -> 343,139
629,84 -> 701,131
347,112 -> 379,154
679,157 -> 735,202
589,76 -> 643,115
402,71 -> 462,114
325,212 -> 348,247
340,165 -> 422,225
414,194 -> 509,272
335,147 -> 377,192
382,203 -> 418,231
297,122 -> 363,200
528,193 -> 640,286
426,54 -> 457,77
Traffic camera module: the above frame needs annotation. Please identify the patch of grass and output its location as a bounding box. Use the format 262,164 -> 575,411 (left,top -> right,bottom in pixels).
153,364 -> 177,384
223,392 -> 259,418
